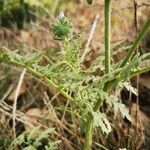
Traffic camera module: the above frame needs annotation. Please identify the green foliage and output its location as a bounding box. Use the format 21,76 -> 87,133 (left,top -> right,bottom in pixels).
105,94 -> 133,122
1,40 -> 149,137
121,81 -> 138,96
9,127 -> 60,150
92,112 -> 111,134
63,34 -> 82,66
0,15 -> 150,150
9,52 -> 42,65
52,17 -> 72,40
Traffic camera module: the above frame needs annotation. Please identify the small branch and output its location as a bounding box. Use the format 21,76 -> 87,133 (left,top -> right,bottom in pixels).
5,59 -> 74,102
80,14 -> 100,63
12,68 -> 26,138
133,0 -> 140,146
120,17 -> 150,67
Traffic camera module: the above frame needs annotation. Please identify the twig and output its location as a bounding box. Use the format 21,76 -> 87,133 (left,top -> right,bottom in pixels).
80,13 -> 100,63
61,99 -> 69,122
12,69 -> 26,138
43,92 -> 76,137
133,0 -> 140,146
0,101 -> 34,127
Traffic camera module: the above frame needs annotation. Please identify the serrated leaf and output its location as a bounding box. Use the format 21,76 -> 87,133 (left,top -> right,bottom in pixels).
123,82 -> 138,96
92,112 -> 111,134
105,95 -> 133,123
113,101 -> 133,122
117,103 -> 133,122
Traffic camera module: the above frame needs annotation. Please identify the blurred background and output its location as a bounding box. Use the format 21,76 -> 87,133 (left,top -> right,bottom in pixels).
0,0 -> 150,149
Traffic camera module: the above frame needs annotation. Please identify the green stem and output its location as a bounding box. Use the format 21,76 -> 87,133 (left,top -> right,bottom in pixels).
120,17 -> 150,67
83,115 -> 94,150
105,0 -> 111,74
5,59 -> 74,102
83,2 -> 112,149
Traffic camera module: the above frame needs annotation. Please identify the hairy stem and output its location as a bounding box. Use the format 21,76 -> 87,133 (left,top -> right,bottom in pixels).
104,0 -> 111,74
83,1 -> 112,149
83,115 -> 94,150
